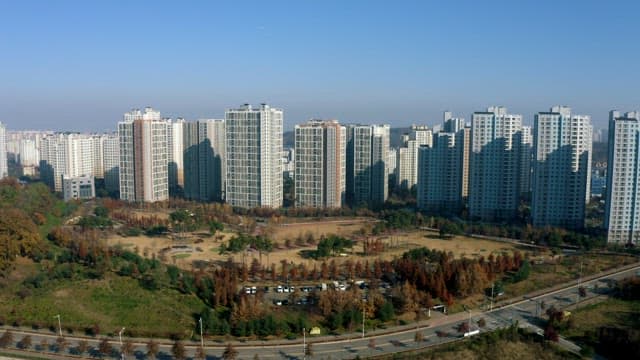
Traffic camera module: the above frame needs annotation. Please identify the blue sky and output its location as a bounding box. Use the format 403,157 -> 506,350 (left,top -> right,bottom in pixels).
1,0 -> 639,131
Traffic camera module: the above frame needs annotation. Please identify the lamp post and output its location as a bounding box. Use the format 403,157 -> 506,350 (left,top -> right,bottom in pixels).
303,327 -> 306,360
54,315 -> 62,337
119,327 -> 125,360
362,297 -> 366,338
199,317 -> 204,350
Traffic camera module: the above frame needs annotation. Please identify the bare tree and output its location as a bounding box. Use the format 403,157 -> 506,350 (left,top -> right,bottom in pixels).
0,331 -> 14,348
172,341 -> 186,360
98,338 -> 112,358
39,338 -> 49,352
55,336 -> 68,353
195,346 -> 206,360
17,335 -> 32,350
146,339 -> 159,360
76,339 -> 89,355
222,342 -> 238,360
121,339 -> 134,357
414,331 -> 423,344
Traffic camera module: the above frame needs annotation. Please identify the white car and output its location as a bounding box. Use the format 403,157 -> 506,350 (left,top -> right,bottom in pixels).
276,285 -> 283,293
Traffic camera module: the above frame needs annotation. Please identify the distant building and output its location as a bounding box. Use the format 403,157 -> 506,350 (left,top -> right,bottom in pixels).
118,107 -> 169,202
183,119 -> 226,202
469,106 -> 524,221
225,104 -> 283,208
167,118 -> 185,195
417,132 -> 462,213
0,122 -> 7,179
294,120 -> 346,208
102,134 -> 120,195
282,148 -> 295,178
39,133 -> 94,192
591,167 -> 606,197
605,110 -> 640,244
395,125 -> 432,190
62,175 -> 95,201
346,124 -> 390,207
532,106 -> 592,229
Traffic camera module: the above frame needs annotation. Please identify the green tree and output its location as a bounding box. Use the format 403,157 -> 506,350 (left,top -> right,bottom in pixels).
377,301 -> 395,322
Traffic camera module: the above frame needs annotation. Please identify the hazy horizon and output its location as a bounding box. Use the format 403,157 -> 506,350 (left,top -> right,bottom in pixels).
2,1 -> 639,132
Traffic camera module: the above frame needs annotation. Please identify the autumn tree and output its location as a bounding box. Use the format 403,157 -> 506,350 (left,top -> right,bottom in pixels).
171,341 -> 186,360
146,339 -> 159,360
98,338 -> 112,357
76,340 -> 89,355
55,336 -> 68,353
222,342 -> 238,360
195,346 -> 206,360
17,335 -> 32,350
0,208 -> 43,273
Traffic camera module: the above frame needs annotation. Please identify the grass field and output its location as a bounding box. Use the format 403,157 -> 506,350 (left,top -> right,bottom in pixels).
561,298 -> 640,339
0,261 -> 204,338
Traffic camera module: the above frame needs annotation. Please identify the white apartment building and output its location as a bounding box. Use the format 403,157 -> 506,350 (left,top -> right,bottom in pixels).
532,106 -> 592,229
294,120 -> 346,208
417,132 -> 462,213
346,124 -> 390,206
183,119 -> 226,202
167,118 -> 185,194
605,111 -> 640,244
118,107 -> 169,202
520,125 -> 533,196
225,104 -> 283,208
469,106 -> 524,221
39,133 -> 94,192
102,134 -> 120,194
395,125 -> 432,190
0,122 -> 7,179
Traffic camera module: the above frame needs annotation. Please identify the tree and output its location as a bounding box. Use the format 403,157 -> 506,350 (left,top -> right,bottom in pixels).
0,330 -> 13,348
544,325 -> 559,342
368,338 -> 376,354
17,335 -> 32,350
76,340 -> 89,355
39,338 -> 49,352
579,286 -> 587,298
414,331 -> 423,344
98,338 -> 112,357
0,208 -> 42,273
171,341 -> 186,360
146,339 -> 159,360
222,342 -> 238,360
477,318 -> 486,328
195,346 -> 206,360
305,342 -> 313,357
55,336 -> 68,353
121,340 -> 134,357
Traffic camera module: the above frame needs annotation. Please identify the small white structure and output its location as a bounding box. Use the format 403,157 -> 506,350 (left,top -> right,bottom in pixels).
62,175 -> 95,201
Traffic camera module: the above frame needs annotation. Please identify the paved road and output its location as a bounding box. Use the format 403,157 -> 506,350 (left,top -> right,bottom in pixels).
2,264 -> 638,360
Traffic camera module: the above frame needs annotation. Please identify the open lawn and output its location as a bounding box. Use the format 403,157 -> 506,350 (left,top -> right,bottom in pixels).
0,263 -> 204,338
108,220 -> 527,273
561,298 -> 640,339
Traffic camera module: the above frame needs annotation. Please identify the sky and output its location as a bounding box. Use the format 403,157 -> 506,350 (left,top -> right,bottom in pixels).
1,0 -> 639,132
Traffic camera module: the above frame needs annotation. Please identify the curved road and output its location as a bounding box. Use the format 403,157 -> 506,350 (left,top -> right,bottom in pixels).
1,263 -> 638,359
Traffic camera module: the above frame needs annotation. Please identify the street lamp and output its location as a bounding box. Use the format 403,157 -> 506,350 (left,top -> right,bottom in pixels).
199,317 -> 204,350
54,315 -> 62,337
303,327 -> 306,360
119,327 -> 125,360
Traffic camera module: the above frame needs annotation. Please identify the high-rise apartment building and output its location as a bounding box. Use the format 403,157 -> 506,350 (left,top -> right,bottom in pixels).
532,106 -> 592,229
0,122 -> 7,179
294,120 -> 346,208
118,107 -> 169,202
39,133 -> 94,192
167,118 -> 185,195
395,126 -> 432,190
102,134 -> 120,195
183,119 -> 226,202
225,104 -> 283,208
520,125 -> 533,196
469,106 -> 524,221
346,124 -> 390,206
605,110 -> 640,244
417,132 -> 462,213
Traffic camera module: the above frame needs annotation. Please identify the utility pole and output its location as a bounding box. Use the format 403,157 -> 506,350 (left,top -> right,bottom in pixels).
303,327 -> 306,360
199,317 -> 204,350
54,315 -> 62,337
119,327 -> 125,360
467,308 -> 471,333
